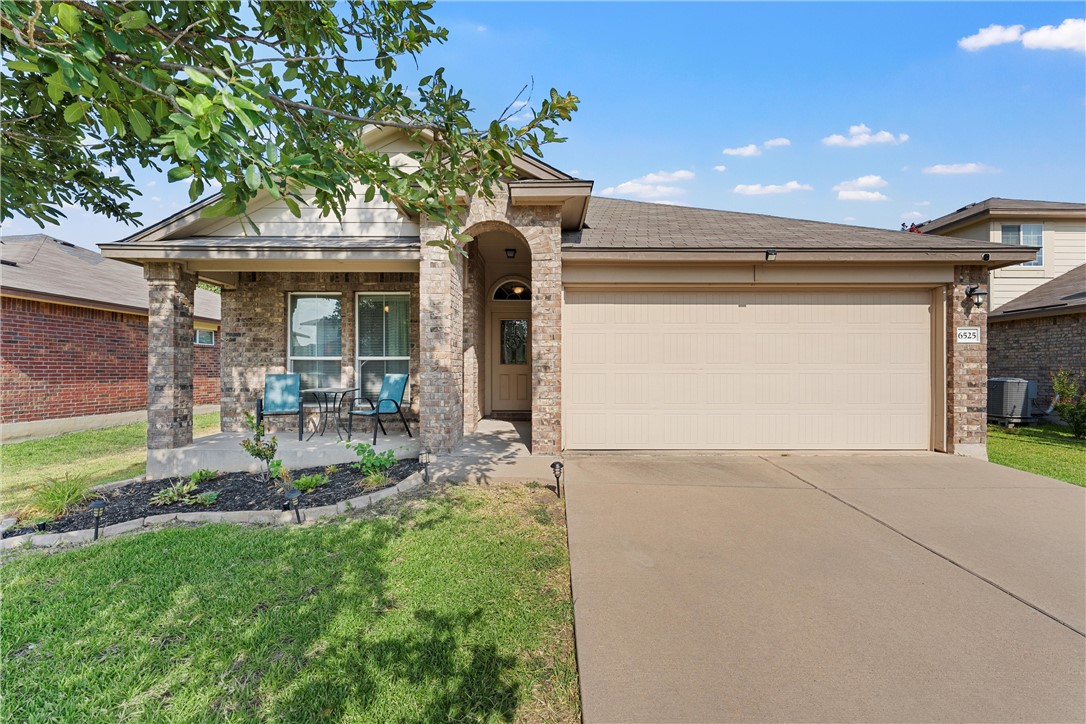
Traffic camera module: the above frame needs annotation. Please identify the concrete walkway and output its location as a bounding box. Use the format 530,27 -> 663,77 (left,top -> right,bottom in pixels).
564,453 -> 1085,723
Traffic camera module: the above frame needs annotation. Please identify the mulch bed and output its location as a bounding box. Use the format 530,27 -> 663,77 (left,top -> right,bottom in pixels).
4,459 -> 422,539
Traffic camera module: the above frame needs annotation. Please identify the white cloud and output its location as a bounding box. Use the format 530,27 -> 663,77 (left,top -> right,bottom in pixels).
958,23 -> 1024,51
763,137 -> 791,148
713,164 -> 728,172
901,211 -> 924,220
146,180 -> 157,188
732,181 -> 813,195
959,19 -> 1085,53
151,196 -> 162,202
475,24 -> 488,33
723,144 -> 761,157
1022,18 -> 1086,52
922,162 -> 1000,174
833,175 -> 889,201
915,200 -> 931,206
601,169 -> 694,200
843,216 -> 857,222
822,123 -> 909,147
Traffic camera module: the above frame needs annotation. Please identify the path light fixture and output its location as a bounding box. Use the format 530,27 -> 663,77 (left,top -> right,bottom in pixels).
505,248 -> 517,259
965,284 -> 988,311
419,450 -> 433,483
551,461 -> 564,499
285,488 -> 303,524
89,499 -> 106,540
765,248 -> 777,262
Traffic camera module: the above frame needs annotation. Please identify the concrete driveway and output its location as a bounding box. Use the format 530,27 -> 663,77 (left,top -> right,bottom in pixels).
564,453 -> 1085,723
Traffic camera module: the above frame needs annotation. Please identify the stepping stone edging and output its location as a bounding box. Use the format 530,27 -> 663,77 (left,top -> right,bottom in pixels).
1,472 -> 426,551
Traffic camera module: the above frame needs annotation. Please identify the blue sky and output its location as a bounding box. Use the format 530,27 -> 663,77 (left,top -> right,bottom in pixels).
5,1 -> 1084,249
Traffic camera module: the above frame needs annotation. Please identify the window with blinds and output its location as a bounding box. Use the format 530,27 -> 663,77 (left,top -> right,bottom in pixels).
288,293 -> 343,390
356,293 -> 411,403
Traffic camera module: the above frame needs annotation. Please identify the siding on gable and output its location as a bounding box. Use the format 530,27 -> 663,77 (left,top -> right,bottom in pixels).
986,219 -> 1086,308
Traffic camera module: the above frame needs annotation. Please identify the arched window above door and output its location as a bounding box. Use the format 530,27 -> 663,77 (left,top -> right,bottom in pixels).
493,280 -> 531,301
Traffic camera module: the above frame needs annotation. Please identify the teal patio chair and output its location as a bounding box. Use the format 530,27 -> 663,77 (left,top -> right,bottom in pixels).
347,373 -> 412,445
256,373 -> 304,441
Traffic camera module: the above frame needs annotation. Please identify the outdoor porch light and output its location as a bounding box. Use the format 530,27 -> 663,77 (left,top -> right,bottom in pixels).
512,285 -> 525,296
285,488 -> 303,524
551,461 -> 564,499
765,249 -> 778,262
89,499 -> 106,540
419,450 -> 433,483
965,284 -> 988,310
505,248 -> 517,259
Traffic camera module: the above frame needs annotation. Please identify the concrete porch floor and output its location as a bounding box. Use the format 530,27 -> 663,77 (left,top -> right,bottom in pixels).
431,418 -> 560,484
148,427 -> 419,479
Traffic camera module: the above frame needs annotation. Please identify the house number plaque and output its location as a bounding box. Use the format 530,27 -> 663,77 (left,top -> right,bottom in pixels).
956,327 -> 981,344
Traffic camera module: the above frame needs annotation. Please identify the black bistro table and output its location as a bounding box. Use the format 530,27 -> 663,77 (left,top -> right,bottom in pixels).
302,387 -> 358,440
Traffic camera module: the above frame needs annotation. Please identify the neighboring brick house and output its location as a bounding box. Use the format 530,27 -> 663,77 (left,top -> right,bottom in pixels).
1,234 -> 221,440
987,264 -> 1086,408
100,127 -> 1035,468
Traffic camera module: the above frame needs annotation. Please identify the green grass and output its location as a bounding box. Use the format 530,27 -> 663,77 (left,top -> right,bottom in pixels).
1,484 -> 580,723
0,412 -> 221,515
988,423 -> 1086,487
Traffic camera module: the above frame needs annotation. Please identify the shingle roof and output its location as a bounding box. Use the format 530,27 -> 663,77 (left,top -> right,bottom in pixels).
991,264 -> 1086,319
0,234 -> 220,321
918,197 -> 1086,234
563,196 -> 1021,251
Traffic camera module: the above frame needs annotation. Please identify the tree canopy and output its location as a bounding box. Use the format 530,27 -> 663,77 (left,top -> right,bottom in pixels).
0,0 -> 578,249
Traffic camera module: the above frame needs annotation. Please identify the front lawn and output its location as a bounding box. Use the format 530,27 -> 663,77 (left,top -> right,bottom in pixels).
987,423 -> 1086,487
0,412 -> 221,515
1,483 -> 579,722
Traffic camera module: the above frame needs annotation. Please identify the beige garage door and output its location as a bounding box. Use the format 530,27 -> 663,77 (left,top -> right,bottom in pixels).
563,289 -> 932,450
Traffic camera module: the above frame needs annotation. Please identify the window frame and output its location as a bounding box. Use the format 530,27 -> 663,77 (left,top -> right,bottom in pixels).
194,328 -> 215,346
1001,223 -> 1044,268
286,292 -> 343,390
355,292 -> 412,403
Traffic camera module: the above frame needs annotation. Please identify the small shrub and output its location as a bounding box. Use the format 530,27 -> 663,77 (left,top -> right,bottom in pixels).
1052,369 -> 1086,438
189,469 -> 218,485
295,473 -> 330,493
360,471 -> 390,491
150,480 -> 198,507
269,460 -> 292,488
241,413 -> 280,482
31,473 -> 92,519
324,465 -> 339,475
344,441 -> 397,477
194,491 -> 219,506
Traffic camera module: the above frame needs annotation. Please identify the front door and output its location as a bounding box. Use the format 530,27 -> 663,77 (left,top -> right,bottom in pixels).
490,314 -> 531,411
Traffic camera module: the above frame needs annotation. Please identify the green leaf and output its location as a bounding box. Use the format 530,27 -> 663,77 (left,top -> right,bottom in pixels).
63,101 -> 88,124
6,60 -> 40,73
244,164 -> 261,190
54,3 -> 81,34
102,107 -> 125,137
364,185 -> 376,203
168,166 -> 194,182
184,67 -> 214,86
117,10 -> 151,30
173,132 -> 195,160
128,109 -> 152,140
283,196 -> 301,216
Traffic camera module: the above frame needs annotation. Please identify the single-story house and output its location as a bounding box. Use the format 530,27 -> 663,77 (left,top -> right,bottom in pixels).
987,264 -> 1086,409
99,128 -> 1035,462
0,234 -> 221,440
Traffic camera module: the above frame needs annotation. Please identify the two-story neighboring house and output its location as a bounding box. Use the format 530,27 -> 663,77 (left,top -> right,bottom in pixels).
920,199 -> 1086,409
918,198 -> 1086,309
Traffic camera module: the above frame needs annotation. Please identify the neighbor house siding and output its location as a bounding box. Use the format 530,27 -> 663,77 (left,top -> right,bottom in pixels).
987,220 -> 1086,308
0,296 -> 219,424
989,313 -> 1086,408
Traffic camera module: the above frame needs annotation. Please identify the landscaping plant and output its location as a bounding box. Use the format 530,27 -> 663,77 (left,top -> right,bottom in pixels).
361,471 -> 391,492
149,480 -> 198,507
294,473 -> 330,493
1051,370 -> 1086,439
241,413 -> 280,483
343,441 -> 397,477
29,473 -> 92,521
189,469 -> 218,485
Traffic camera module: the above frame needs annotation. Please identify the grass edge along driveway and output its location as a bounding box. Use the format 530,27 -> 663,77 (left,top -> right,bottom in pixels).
1,483 -> 580,722
987,422 -> 1086,487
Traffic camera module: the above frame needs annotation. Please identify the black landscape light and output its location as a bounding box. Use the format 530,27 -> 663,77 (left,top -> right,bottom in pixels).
89,499 -> 106,540
419,450 -> 433,483
285,488 -> 303,524
551,461 -> 564,498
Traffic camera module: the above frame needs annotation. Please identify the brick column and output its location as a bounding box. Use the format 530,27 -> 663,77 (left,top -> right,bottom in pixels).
947,265 -> 988,459
145,262 -> 197,449
527,211 -> 563,455
419,223 -> 465,453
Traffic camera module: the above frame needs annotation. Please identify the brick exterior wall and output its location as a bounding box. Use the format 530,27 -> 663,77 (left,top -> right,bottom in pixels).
146,263 -> 197,449
462,244 -> 487,434
419,186 -> 563,454
218,271 -> 420,435
989,312 -> 1085,408
947,266 -> 989,458
0,295 -> 218,425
